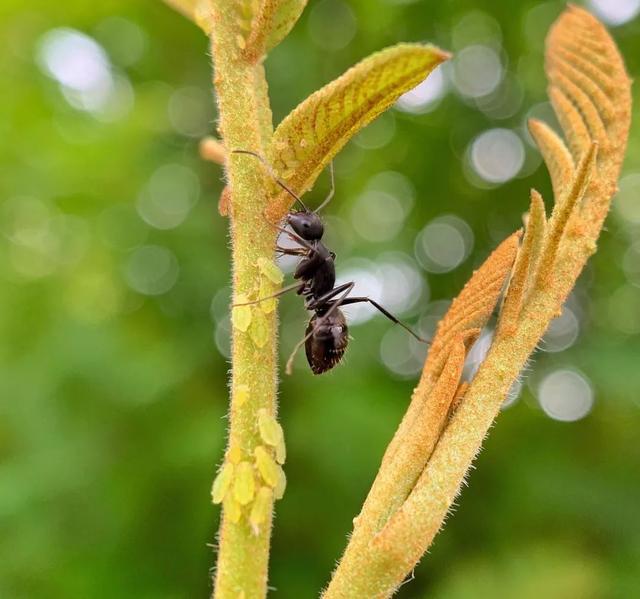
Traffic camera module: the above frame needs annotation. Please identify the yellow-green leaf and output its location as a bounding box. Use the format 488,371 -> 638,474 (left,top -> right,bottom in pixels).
243,0 -> 307,62
267,43 -> 450,221
163,0 -> 305,55
163,0 -> 213,34
265,0 -> 307,52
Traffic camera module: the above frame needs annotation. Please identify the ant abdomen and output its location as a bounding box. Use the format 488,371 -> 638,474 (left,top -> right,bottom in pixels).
305,310 -> 349,375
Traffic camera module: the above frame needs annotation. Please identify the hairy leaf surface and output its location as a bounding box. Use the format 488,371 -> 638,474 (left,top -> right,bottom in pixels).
545,6 -> 630,192
422,232 -> 520,383
163,0 -> 213,34
242,0 -> 307,61
265,0 -> 307,53
267,43 -> 450,220
383,232 -> 519,467
498,190 -> 546,335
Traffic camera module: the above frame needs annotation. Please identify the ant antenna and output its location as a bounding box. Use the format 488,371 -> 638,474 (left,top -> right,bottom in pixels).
231,149 -> 310,212
314,160 -> 335,214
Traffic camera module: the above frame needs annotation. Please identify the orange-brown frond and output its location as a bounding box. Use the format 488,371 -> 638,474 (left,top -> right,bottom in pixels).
546,5 -> 631,170
423,231 -> 520,382
536,142 -> 597,286
498,190 -> 546,336
528,119 -> 574,198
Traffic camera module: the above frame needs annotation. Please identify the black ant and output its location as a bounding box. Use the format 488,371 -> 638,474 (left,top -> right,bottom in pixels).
232,149 -> 427,375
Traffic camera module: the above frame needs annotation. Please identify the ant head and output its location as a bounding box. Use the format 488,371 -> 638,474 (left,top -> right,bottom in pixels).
288,211 -> 324,241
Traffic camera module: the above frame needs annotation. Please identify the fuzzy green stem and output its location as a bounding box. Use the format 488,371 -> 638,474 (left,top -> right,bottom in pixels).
210,3 -> 278,598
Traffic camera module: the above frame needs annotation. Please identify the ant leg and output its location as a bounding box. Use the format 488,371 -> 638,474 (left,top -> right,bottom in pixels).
231,149 -> 310,212
305,282 -> 354,310
285,283 -> 354,375
233,282 -> 304,307
275,246 -> 307,257
339,297 -> 428,343
314,160 -> 335,213
271,224 -> 315,252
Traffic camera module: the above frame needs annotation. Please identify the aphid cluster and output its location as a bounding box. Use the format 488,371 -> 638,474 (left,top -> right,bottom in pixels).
233,150 -> 426,375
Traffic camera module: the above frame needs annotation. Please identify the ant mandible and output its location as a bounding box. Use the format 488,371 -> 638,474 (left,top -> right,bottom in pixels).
232,149 -> 427,375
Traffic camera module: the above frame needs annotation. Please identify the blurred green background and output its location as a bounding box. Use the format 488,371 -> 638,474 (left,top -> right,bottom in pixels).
1,0 -> 639,597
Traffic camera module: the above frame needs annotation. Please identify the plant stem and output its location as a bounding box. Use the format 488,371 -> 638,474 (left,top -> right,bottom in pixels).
209,3 -> 278,598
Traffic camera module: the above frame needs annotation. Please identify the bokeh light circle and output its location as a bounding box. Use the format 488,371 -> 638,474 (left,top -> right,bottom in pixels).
36,27 -> 133,120
502,379 -> 523,410
614,173 -> 640,224
542,307 -> 580,353
38,28 -> 110,93
452,45 -> 503,98
537,369 -> 594,422
607,284 -> 640,335
588,0 -> 640,26
469,128 -> 525,184
308,0 -> 356,51
623,241 -> 640,287
168,86 -> 211,137
337,254 -> 426,325
415,215 -> 474,273
396,66 -> 447,113
350,191 -> 406,242
124,245 -> 179,296
379,327 -> 428,378
137,163 -> 200,230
